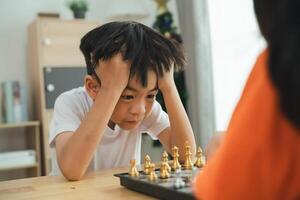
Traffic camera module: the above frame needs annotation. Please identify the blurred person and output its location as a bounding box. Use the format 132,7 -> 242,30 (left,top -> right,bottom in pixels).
194,0 -> 300,199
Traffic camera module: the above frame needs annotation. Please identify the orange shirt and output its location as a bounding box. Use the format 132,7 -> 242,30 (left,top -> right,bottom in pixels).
194,50 -> 300,200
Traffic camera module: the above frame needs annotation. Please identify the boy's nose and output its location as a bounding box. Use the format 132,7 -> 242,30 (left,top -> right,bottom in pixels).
130,101 -> 146,116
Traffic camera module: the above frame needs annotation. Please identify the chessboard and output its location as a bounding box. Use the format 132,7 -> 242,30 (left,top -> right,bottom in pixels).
114,167 -> 201,200
115,143 -> 205,199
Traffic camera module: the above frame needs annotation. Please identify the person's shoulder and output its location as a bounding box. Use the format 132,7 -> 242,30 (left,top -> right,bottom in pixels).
57,86 -> 86,99
55,86 -> 90,107
141,101 -> 166,125
146,101 -> 161,116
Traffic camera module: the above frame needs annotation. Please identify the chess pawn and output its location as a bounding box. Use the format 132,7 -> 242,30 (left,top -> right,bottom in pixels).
143,155 -> 151,174
161,151 -> 171,172
183,141 -> 193,170
160,162 -> 170,179
194,146 -> 206,168
148,163 -> 158,181
171,146 -> 181,171
174,169 -> 185,189
129,159 -> 139,177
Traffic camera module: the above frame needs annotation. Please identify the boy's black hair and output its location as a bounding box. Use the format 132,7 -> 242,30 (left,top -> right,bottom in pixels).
80,21 -> 186,86
254,0 -> 300,129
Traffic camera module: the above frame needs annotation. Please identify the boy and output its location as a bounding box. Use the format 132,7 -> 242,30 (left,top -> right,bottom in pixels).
49,21 -> 196,180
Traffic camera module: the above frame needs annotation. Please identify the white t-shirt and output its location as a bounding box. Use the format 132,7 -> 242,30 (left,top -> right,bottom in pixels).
49,86 -> 169,175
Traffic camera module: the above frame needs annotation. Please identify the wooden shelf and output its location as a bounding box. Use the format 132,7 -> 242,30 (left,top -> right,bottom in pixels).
0,121 -> 40,129
0,121 -> 41,179
0,163 -> 39,171
28,18 -> 99,175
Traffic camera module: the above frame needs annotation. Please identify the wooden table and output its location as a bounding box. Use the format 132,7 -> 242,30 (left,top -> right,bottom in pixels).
0,167 -> 155,200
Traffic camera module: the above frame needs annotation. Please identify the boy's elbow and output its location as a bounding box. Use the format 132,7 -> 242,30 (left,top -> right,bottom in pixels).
59,161 -> 85,181
62,170 -> 84,181
66,175 -> 82,181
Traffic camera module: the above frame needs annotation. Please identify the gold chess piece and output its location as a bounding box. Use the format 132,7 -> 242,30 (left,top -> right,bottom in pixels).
129,159 -> 139,177
143,155 -> 151,174
161,151 -> 171,172
183,141 -> 193,170
148,163 -> 158,181
160,162 -> 170,179
171,146 -> 181,171
194,146 -> 206,168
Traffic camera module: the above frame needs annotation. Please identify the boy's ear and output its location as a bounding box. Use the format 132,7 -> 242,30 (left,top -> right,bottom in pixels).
84,75 -> 99,100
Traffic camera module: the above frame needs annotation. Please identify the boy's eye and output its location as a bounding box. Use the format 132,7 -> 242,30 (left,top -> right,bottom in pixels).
147,94 -> 156,99
121,95 -> 134,100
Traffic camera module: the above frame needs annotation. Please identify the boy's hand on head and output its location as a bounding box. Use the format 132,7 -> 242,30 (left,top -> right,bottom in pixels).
97,53 -> 130,92
158,64 -> 175,93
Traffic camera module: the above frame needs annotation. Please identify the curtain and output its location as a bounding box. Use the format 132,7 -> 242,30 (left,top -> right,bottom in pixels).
176,0 -> 215,148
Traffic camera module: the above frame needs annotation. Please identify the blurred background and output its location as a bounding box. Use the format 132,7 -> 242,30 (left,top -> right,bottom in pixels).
0,0 -> 265,180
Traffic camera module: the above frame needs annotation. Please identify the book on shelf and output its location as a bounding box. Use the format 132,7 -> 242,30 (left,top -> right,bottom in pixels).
0,84 -> 2,123
1,81 -> 28,123
20,85 -> 28,122
0,150 -> 36,169
2,81 -> 14,123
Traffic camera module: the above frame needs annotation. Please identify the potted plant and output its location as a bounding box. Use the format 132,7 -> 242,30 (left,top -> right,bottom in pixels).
68,0 -> 88,19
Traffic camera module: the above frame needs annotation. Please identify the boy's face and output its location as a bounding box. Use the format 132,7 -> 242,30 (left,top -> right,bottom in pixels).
110,70 -> 159,130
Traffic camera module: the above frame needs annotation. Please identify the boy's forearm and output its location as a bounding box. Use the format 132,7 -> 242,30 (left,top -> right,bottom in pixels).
161,83 -> 196,161
58,87 -> 122,180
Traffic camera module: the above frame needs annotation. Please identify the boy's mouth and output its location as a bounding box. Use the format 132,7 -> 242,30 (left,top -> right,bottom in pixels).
126,120 -> 139,124
124,119 -> 142,126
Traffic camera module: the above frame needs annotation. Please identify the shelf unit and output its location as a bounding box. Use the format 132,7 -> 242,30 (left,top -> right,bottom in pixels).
0,121 -> 41,180
28,17 -> 99,175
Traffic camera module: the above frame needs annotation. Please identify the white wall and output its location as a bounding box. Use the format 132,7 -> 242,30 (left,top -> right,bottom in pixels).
208,0 -> 266,131
0,0 -> 73,86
